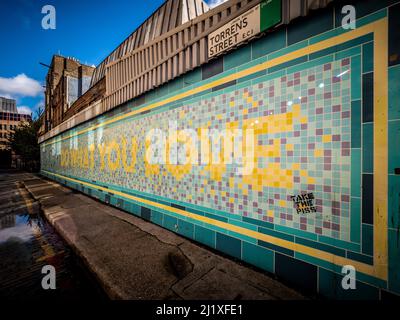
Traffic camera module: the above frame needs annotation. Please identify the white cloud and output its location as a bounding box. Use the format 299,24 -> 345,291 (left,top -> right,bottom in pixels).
207,0 -> 228,8
0,74 -> 43,98
17,106 -> 33,115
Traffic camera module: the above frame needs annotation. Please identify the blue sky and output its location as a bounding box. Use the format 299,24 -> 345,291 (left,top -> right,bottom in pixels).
0,0 -> 225,116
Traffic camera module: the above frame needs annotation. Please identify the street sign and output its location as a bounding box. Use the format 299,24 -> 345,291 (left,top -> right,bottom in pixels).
208,0 -> 282,58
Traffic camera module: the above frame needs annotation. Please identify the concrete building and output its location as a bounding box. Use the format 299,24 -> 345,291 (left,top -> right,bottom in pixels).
43,55 -> 95,132
0,97 -> 18,113
0,97 -> 31,150
0,97 -> 32,167
39,0 -> 400,299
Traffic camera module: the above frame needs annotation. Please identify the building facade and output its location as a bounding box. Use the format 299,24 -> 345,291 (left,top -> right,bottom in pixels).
43,55 -> 95,132
0,97 -> 31,150
39,0 -> 400,299
0,97 -> 32,167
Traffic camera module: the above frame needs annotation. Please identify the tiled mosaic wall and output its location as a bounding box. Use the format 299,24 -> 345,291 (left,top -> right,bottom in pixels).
40,0 -> 400,299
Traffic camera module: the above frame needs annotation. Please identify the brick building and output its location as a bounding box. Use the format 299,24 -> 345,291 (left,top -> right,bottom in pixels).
43,55 -> 95,131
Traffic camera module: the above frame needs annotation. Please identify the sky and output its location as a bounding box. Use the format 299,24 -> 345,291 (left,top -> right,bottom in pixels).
0,0 -> 226,117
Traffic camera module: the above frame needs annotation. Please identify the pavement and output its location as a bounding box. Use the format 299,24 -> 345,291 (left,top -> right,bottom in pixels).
20,172 -> 304,300
0,170 -> 105,299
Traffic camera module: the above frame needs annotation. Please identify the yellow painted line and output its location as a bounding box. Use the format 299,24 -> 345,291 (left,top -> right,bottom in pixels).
372,19 -> 388,279
42,19 -> 382,148
17,185 -> 35,215
42,170 -> 383,279
17,185 -> 56,262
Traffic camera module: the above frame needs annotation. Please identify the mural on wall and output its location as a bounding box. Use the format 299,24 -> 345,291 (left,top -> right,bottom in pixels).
41,9 -> 399,297
42,57 -> 353,242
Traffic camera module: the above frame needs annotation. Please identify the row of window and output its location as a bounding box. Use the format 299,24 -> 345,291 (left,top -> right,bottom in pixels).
0,124 -> 18,131
0,112 -> 31,121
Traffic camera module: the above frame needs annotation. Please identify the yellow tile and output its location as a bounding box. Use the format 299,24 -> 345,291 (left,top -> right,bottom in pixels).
323,135 -> 332,143
314,149 -> 323,157
279,200 -> 286,207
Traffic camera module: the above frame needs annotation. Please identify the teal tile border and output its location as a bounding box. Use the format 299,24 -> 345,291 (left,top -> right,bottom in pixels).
43,168 -> 362,258
39,14 -> 392,295
296,251 -> 386,289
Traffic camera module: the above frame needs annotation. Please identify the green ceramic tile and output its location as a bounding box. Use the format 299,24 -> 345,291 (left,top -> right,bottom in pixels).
318,268 -> 379,300
346,250 -> 373,265
389,175 -> 400,229
275,225 -> 318,241
252,28 -> 286,60
351,100 -> 361,148
183,67 -> 202,86
163,214 -> 177,232
295,237 -> 346,256
389,65 -> 400,120
259,226 -> 294,242
268,56 -> 308,74
150,210 -> 163,226
335,46 -> 361,60
338,3 -> 388,27
287,8 -> 333,45
356,272 -> 387,289
309,26 -> 347,45
351,149 -> 361,197
268,40 -> 309,60
242,242 -> 274,273
295,252 -> 342,274
389,228 -> 400,295
228,219 -> 258,231
350,197 -> 361,243
243,216 -> 274,229
362,42 -> 374,73
177,220 -> 194,239
224,45 -> 251,71
318,235 -> 361,252
362,223 -> 373,256
168,77 -> 184,94
237,70 -> 267,84
194,225 -> 216,248
351,55 -> 362,100
216,233 -> 242,259
287,54 -> 333,74
355,7 -> 387,26
362,123 -> 374,173
389,120 -> 400,174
